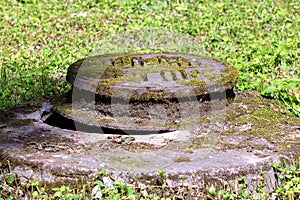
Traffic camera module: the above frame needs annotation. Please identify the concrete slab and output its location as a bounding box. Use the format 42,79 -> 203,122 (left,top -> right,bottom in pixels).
0,90 -> 299,191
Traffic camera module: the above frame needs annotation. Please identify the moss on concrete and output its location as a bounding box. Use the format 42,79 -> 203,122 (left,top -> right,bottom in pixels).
174,156 -> 191,163
67,53 -> 239,100
217,90 -> 300,156
0,112 -> 33,128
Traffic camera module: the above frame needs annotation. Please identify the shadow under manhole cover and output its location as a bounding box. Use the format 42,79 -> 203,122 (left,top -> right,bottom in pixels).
49,52 -> 239,133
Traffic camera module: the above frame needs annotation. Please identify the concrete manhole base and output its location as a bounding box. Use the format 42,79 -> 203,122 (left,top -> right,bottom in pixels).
0,90 -> 299,191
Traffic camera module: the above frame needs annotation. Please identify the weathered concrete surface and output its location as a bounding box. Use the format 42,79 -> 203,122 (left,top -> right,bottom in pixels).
61,52 -> 239,132
66,53 -> 239,98
0,90 -> 299,191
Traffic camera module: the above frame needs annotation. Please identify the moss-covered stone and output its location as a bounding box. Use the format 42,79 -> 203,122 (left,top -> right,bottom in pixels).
66,53 -> 239,100
216,90 -> 300,156
57,53 -> 240,131
1,90 -> 299,190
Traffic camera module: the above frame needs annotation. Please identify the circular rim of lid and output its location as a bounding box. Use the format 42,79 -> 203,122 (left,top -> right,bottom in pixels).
66,52 -> 239,99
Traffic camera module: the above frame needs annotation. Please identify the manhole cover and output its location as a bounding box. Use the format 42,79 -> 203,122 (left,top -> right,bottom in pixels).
54,53 -> 239,132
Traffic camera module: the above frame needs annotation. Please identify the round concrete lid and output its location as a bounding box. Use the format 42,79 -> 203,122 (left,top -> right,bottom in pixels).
66,53 -> 239,100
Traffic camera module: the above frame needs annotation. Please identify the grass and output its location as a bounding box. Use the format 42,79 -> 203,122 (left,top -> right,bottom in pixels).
0,0 -> 299,199
0,160 -> 299,199
0,0 -> 299,115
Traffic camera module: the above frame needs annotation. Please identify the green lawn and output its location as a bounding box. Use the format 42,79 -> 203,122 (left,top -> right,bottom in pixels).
0,0 -> 299,115
0,0 -> 299,199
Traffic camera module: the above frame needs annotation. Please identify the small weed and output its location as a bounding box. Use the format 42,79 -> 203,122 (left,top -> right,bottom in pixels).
157,170 -> 166,177
273,162 -> 300,199
208,185 -> 216,197
51,185 -> 80,200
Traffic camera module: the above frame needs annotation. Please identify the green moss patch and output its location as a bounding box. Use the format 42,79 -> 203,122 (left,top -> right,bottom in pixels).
218,90 -> 300,155
173,156 -> 191,163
